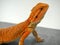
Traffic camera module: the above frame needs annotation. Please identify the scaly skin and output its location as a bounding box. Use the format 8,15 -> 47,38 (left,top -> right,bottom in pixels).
0,3 -> 49,45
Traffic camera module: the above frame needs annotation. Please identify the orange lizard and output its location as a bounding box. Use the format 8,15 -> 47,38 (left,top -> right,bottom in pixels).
0,3 -> 49,45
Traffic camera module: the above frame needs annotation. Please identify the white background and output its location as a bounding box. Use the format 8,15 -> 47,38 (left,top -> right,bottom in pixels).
0,0 -> 60,30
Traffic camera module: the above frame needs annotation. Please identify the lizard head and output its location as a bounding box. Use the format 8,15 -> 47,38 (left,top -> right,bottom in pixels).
28,3 -> 49,25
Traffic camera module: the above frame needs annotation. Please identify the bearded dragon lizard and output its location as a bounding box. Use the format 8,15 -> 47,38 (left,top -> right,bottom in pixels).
0,3 -> 49,45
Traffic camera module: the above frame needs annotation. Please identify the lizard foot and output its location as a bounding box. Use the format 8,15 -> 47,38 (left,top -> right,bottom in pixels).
36,37 -> 44,42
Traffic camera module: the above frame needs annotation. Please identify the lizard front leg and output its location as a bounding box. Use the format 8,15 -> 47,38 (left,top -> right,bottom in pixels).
28,22 -> 43,42
32,29 -> 43,42
19,28 -> 33,45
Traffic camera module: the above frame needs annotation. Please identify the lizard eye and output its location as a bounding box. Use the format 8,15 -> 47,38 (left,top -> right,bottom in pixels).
35,16 -> 38,18
41,8 -> 43,10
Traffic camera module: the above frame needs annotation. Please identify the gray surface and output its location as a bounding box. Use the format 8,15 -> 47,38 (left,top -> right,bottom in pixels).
0,22 -> 60,45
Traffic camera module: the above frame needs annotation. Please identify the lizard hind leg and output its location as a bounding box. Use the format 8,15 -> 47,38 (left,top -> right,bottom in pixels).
32,30 -> 44,42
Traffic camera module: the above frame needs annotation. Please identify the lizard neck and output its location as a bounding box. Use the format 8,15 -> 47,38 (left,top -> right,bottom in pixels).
23,19 -> 31,26
17,19 -> 31,30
